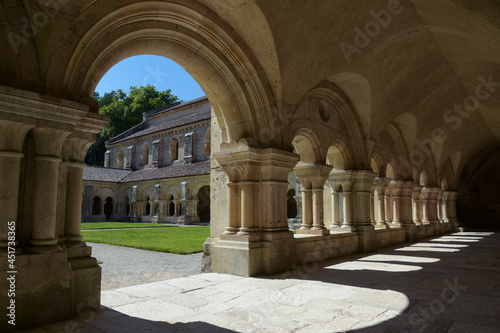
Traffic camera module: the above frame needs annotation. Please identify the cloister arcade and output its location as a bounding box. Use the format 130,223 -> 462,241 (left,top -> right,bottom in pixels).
0,0 -> 499,330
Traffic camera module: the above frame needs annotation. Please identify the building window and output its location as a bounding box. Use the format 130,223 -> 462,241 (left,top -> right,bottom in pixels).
92,197 -> 101,215
141,144 -> 150,166
170,138 -> 179,162
118,150 -> 124,169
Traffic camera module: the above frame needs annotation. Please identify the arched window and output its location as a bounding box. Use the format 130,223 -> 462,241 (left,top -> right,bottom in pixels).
92,197 -> 101,215
118,150 -> 124,169
104,197 -> 113,220
170,138 -> 179,162
141,144 -> 150,166
125,196 -> 130,215
197,185 -> 211,222
145,196 -> 151,215
287,189 -> 297,218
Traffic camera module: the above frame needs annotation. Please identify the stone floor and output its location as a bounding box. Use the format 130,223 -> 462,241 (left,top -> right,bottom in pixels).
20,232 -> 500,332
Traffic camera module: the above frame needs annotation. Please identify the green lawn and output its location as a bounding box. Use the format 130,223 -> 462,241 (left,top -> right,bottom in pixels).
81,226 -> 210,254
81,222 -> 178,230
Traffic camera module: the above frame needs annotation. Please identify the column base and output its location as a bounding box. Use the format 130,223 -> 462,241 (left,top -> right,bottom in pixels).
299,228 -> 329,235
375,222 -> 389,229
0,252 -> 74,331
329,226 -> 353,233
212,239 -> 263,277
390,221 -> 403,228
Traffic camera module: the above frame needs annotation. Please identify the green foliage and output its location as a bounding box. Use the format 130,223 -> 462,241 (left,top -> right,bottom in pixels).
81,226 -> 210,254
85,85 -> 180,166
81,222 -> 178,230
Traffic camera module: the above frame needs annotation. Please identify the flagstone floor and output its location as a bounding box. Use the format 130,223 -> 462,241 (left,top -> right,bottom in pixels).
19,232 -> 500,332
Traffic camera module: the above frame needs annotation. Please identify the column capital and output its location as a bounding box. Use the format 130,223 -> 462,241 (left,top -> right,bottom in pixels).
214,143 -> 299,183
293,163 -> 333,189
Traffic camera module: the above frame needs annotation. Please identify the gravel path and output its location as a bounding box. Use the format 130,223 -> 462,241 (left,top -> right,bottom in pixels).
88,242 -> 203,291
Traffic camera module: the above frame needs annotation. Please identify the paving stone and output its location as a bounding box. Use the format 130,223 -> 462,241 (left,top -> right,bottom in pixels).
101,290 -> 145,308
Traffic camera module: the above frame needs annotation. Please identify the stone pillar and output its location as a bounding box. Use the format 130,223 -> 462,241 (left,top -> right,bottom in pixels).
420,191 -> 430,225
389,183 -> 403,228
447,191 -> 461,230
373,178 -> 390,229
385,187 -> 393,225
342,190 -> 354,230
294,164 -> 332,235
224,183 -> 239,234
65,161 -> 86,247
212,141 -> 299,276
370,192 -> 376,225
326,171 -> 357,232
300,189 -> 313,231
329,190 -> 341,229
427,187 -> 441,233
352,171 -> 377,252
437,195 -> 443,222
0,120 -> 33,253
441,191 -> 450,223
29,127 -> 70,253
412,186 -> 422,225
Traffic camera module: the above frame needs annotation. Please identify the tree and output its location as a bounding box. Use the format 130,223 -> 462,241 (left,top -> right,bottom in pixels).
85,85 -> 180,166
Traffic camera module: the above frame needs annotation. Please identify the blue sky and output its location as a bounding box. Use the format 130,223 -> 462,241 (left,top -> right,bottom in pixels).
95,55 -> 205,102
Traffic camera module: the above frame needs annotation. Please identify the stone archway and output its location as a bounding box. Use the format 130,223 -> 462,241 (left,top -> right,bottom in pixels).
197,185 -> 210,223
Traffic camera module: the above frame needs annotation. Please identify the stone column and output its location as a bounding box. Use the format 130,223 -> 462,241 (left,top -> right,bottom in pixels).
65,161 -> 86,247
370,192 -> 376,225
427,187 -> 441,233
385,188 -> 393,225
352,171 -> 377,252
293,181 -> 303,226
373,178 -> 390,229
447,191 -> 461,230
238,182 -> 257,235
437,195 -> 443,222
29,127 -> 70,253
300,189 -> 313,231
294,164 -> 332,235
441,191 -> 450,223
212,142 -> 299,276
389,183 -> 403,228
412,186 -> 422,225
420,191 -> 430,225
329,190 -> 341,229
0,120 -> 33,253
224,182 -> 239,234
342,190 -> 354,230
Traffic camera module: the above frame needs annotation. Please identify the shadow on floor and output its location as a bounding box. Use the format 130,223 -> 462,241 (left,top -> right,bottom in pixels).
265,231 -> 500,332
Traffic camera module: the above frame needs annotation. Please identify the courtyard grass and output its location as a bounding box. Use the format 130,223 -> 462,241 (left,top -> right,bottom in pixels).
81,222 -> 178,230
81,226 -> 210,254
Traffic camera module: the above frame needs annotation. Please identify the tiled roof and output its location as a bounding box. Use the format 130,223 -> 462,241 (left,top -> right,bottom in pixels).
84,160 -> 211,183
106,96 -> 209,146
109,109 -> 210,144
144,96 -> 208,117
83,167 -> 133,182
119,160 -> 210,183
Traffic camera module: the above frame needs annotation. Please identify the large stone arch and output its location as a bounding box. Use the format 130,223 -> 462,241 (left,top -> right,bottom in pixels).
290,81 -> 368,168
52,1 -> 280,147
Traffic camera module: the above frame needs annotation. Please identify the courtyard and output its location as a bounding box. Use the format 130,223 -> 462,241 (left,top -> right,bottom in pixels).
18,231 -> 500,333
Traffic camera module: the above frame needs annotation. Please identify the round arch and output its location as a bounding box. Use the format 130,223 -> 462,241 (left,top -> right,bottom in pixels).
57,1 -> 280,147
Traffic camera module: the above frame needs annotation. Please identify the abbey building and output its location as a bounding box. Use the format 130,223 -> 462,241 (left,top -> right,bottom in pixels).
82,97 -> 211,224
